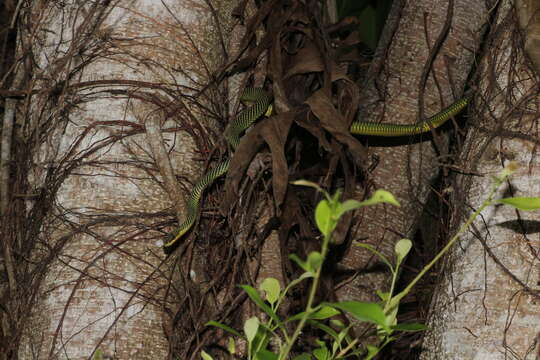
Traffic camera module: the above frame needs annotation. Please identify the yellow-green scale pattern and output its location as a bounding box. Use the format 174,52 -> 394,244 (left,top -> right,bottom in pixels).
163,89 -> 470,254
349,96 -> 470,136
163,89 -> 272,254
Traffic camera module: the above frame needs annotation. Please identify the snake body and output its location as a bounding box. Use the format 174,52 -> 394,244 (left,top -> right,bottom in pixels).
163,89 -> 470,253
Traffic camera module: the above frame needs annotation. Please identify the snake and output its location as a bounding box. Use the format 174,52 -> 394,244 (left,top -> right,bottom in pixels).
163,88 -> 470,253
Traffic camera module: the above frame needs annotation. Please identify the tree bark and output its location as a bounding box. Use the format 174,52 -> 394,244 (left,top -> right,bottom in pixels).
421,1 -> 540,358
337,0 -> 487,309
4,1 -> 234,358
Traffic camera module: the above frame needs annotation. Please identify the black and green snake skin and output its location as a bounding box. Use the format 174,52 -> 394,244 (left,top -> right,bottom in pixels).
163,89 -> 469,253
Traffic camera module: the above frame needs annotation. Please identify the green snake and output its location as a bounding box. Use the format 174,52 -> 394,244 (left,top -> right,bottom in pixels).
163,88 -> 470,253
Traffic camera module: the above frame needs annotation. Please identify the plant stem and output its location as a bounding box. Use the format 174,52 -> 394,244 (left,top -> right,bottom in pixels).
391,180 -> 501,306
279,234 -> 331,359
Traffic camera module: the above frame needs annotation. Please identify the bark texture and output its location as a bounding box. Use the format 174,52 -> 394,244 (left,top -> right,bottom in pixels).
8,0 -> 230,358
337,0 -> 487,306
421,1 -> 540,358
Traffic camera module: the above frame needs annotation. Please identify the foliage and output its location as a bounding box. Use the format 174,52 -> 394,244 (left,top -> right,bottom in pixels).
202,162 -> 540,359
336,0 -> 393,50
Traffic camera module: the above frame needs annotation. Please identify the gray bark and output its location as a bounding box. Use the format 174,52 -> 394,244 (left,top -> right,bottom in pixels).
421,0 -> 540,358
4,0 -> 233,358
338,0 -> 488,306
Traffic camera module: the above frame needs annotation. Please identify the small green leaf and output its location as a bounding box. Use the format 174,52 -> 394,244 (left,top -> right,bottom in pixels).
315,199 -> 334,236
324,301 -> 388,332
255,349 -> 279,360
363,189 -> 400,207
205,321 -> 243,338
497,197 -> 540,211
244,317 -> 259,343
335,199 -> 364,219
289,254 -> 308,272
309,320 -> 340,342
395,239 -> 412,263
289,305 -> 341,323
364,344 -> 380,360
313,345 -> 330,360
307,251 -> 323,272
336,326 -> 350,344
240,285 -> 280,323
228,337 -> 235,354
260,278 -> 281,305
282,271 -> 314,299
287,271 -> 314,289
376,290 -> 390,302
330,319 -> 345,329
331,189 -> 343,205
201,350 -> 213,360
358,5 -> 377,49
384,305 -> 398,330
310,305 -> 341,320
391,322 -> 428,332
292,353 -> 311,360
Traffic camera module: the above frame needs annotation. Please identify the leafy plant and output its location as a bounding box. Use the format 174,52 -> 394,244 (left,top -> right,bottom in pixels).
202,162 -> 540,359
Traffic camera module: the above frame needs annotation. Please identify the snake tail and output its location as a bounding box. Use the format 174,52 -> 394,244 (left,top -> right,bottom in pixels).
163,159 -> 230,253
164,88 -> 470,254
163,89 -> 272,253
349,96 -> 470,136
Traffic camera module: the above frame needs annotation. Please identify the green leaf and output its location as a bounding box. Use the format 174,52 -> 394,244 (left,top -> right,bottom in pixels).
394,239 -> 412,264
285,271 -> 313,292
324,301 -> 388,332
358,5 -> 377,49
244,317 -> 259,343
260,278 -> 281,305
337,0 -> 370,18
315,199 -> 335,236
201,350 -> 213,360
240,285 -> 280,323
205,321 -> 243,338
330,319 -> 345,329
335,199 -> 364,219
384,304 -> 398,330
364,344 -> 380,360
497,197 -> 540,211
281,271 -> 314,300
391,322 -> 428,332
313,345 -> 330,360
255,350 -> 279,360
307,251 -> 323,272
288,306 -> 341,323
289,254 -> 308,272
228,337 -> 235,354
292,353 -> 312,360
310,305 -> 341,320
331,188 -> 343,205
376,290 -> 390,302
362,189 -> 400,207
309,320 -> 340,342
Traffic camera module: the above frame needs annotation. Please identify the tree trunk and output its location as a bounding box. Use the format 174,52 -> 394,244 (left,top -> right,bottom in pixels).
337,0 -> 487,310
421,0 -> 540,358
1,1 -> 236,358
